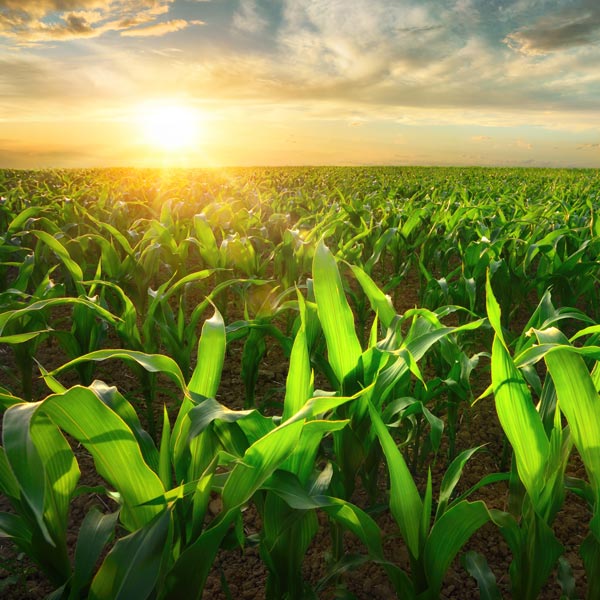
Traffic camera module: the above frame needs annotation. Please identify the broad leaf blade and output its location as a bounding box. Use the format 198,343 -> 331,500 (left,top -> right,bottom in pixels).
40,386 -> 166,530
89,509 -> 170,600
312,240 -> 361,386
71,508 -> 119,599
368,400 -> 422,559
462,551 -> 502,600
424,500 -> 491,595
188,308 -> 226,397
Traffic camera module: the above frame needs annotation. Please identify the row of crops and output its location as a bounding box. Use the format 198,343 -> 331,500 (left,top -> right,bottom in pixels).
1,166 -> 600,599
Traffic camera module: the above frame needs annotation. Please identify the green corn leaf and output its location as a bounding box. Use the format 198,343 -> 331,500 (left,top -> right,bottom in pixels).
3,403 -> 54,545
263,470 -> 383,559
222,420 -> 304,512
450,472 -> 510,508
70,508 -> 119,600
322,498 -> 384,560
89,508 -> 171,600
90,381 -> 159,474
240,326 -> 266,407
485,272 -> 506,344
190,458 -> 218,539
0,389 -> 24,410
0,330 -> 50,344
188,307 -> 225,398
516,343 -> 600,370
187,396 -> 256,439
285,385 -> 373,426
3,403 -> 79,583
424,500 -> 491,595
534,327 -> 600,498
161,269 -> 213,301
82,280 -> 141,348
193,214 -> 221,267
0,447 -> 20,500
487,275 -> 548,507
32,230 -> 84,291
261,493 -> 319,597
7,206 -> 42,236
85,214 -> 135,256
462,551 -> 502,600
0,297 -> 119,336
162,515 -> 232,600
421,469 -> 433,544
373,320 -> 484,407
0,512 -> 33,551
348,263 -> 396,330
312,240 -> 362,387
50,349 -> 187,393
39,386 -> 166,531
368,399 -> 423,559
29,412 -> 80,547
437,446 -> 483,520
281,419 -> 349,486
283,293 -> 312,421
158,406 -> 172,490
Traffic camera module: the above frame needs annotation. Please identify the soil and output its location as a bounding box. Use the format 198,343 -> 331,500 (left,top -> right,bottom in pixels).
0,272 -> 592,599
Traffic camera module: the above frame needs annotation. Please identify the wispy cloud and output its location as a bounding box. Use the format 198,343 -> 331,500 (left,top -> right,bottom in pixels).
121,19 -> 201,38
233,0 -> 268,34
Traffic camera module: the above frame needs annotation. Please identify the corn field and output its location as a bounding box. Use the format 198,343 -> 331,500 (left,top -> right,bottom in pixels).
1,166 -> 600,599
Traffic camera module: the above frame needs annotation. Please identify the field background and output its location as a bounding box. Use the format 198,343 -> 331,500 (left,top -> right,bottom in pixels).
1,166 -> 600,599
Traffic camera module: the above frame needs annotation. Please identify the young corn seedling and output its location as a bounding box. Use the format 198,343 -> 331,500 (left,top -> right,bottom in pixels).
226,282 -> 295,408
514,321 -> 600,600
85,270 -> 232,436
370,398 -> 508,600
0,285 -> 119,399
479,274 -> 578,599
254,294 -> 386,599
20,305 -> 358,599
0,309 -> 222,598
312,240 -> 484,502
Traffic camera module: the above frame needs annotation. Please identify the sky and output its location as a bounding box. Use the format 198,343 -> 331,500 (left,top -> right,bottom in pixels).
0,0 -> 599,168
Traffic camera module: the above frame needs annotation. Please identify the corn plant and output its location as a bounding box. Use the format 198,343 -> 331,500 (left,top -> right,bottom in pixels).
84,270 -> 233,436
514,322 -> 600,599
0,288 -> 118,399
2,304 -> 373,599
479,275 -> 582,599
370,400 -> 508,599
226,282 -> 295,408
312,241 -> 484,501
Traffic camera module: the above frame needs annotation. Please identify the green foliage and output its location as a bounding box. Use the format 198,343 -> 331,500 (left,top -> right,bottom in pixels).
2,166 -> 600,599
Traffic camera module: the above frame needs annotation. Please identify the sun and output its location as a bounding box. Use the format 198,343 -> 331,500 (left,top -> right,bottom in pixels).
138,103 -> 200,152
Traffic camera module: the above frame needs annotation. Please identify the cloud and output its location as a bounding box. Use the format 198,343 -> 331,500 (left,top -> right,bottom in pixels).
2,0 -> 600,147
121,19 -> 199,37
0,0 -> 198,42
577,143 -> 600,150
471,135 -> 491,141
233,0 -> 268,34
505,1 -> 600,54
